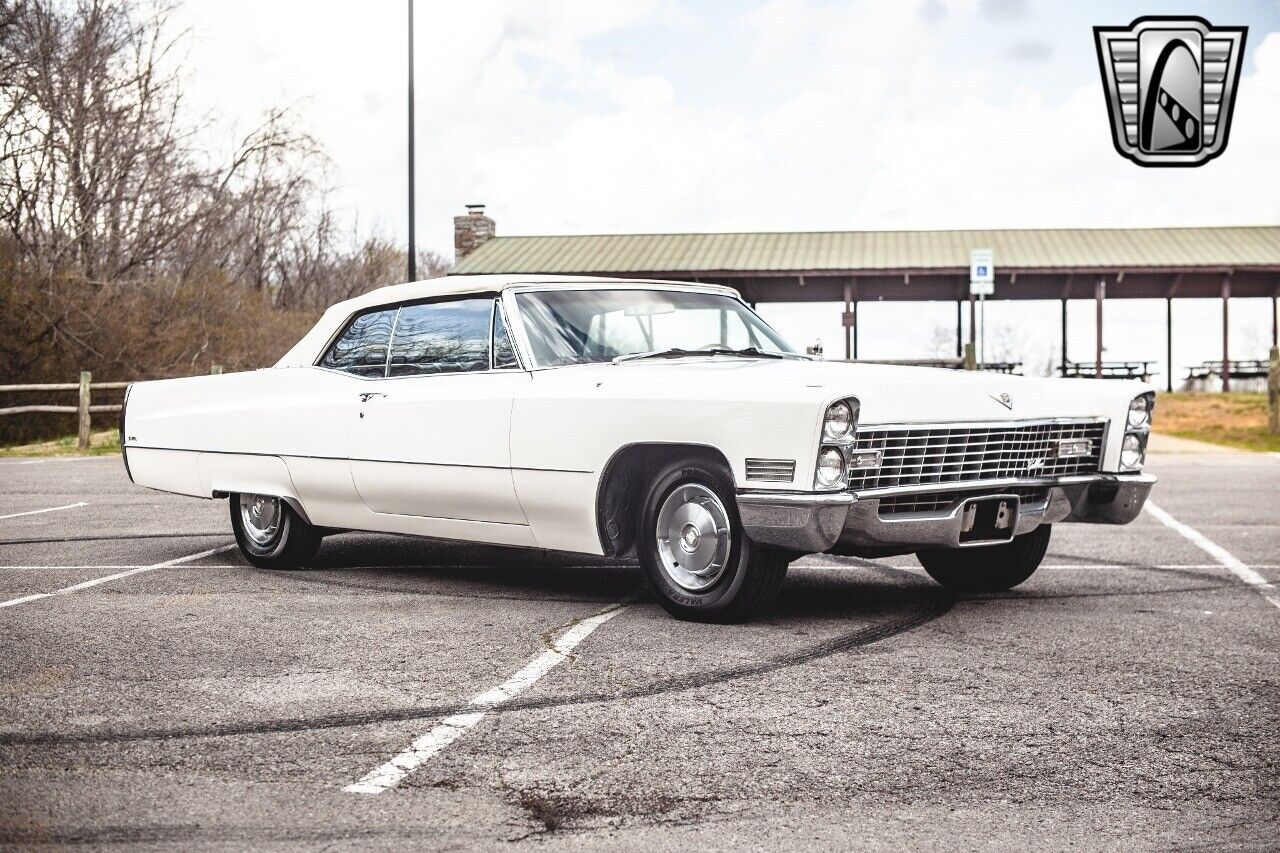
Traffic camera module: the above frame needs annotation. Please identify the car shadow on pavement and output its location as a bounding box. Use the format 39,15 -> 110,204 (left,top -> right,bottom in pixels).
291,531 -> 642,603
289,531 -> 955,628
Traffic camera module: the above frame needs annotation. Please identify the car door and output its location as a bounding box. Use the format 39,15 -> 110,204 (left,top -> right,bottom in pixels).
348,296 -> 530,527
283,306 -> 399,528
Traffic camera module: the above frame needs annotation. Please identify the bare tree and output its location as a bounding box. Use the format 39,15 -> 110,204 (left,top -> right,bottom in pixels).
0,0 -> 446,399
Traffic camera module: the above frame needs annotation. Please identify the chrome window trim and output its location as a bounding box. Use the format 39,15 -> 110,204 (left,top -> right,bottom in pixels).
489,298 -> 525,371
383,306 -> 403,376
311,364 -> 525,382
488,298 -> 497,371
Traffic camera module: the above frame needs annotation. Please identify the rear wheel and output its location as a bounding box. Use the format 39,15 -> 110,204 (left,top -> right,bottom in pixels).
230,493 -> 321,570
637,457 -> 790,622
916,524 -> 1051,593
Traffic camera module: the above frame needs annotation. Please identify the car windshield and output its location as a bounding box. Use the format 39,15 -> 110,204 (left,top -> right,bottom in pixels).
513,289 -> 798,368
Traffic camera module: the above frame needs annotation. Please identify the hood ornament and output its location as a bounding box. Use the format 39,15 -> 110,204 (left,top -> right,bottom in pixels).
991,393 -> 1013,410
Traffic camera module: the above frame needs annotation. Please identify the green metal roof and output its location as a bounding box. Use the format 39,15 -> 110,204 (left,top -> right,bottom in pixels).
452,225 -> 1280,275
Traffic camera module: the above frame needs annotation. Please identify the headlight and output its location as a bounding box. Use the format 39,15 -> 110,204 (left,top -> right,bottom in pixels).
814,446 -> 846,489
822,401 -> 854,441
1120,433 -> 1145,470
1127,395 -> 1151,429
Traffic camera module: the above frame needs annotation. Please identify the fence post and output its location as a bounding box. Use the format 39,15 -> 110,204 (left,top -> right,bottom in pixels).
210,364 -> 222,375
1269,346 -> 1279,435
77,370 -> 91,450
963,343 -> 977,371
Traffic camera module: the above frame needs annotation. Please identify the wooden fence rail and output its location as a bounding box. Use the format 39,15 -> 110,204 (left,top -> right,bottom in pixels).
1,366 -> 220,450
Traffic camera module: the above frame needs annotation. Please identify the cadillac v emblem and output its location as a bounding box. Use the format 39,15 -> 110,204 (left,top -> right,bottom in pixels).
991,393 -> 1013,410
1094,17 -> 1247,167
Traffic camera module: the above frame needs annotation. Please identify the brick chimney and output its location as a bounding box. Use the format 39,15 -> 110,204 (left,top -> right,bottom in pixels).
454,204 -> 495,262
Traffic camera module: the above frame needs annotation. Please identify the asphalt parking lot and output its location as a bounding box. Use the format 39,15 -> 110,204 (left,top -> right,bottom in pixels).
0,452 -> 1277,851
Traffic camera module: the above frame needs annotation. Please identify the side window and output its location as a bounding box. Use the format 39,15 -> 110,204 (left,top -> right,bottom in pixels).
388,298 -> 491,376
319,308 -> 396,377
492,301 -> 520,369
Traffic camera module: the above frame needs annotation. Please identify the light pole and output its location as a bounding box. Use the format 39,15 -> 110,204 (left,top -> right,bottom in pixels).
406,0 -> 416,283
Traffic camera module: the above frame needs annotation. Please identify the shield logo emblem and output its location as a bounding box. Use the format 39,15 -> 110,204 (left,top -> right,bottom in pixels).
1094,17 -> 1247,167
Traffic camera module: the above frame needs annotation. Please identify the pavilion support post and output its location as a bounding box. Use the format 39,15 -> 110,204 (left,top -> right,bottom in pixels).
1271,294 -> 1277,348
843,282 -> 853,361
1165,296 -> 1173,393
852,301 -> 859,359
1060,298 -> 1068,375
956,300 -> 963,358
1094,278 -> 1105,379
968,294 -> 976,351
1222,275 -> 1231,392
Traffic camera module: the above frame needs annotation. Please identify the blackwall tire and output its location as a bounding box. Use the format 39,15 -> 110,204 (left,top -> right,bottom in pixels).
916,524 -> 1052,593
230,493 -> 322,570
637,457 -> 790,623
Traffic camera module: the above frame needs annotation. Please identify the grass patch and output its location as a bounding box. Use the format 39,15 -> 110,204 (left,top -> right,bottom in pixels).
1156,392 -> 1280,453
0,429 -> 120,458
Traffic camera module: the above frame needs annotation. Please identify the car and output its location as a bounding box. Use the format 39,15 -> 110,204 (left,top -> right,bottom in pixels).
120,274 -> 1156,621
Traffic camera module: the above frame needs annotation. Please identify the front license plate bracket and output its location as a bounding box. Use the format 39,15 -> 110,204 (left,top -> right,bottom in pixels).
959,496 -> 1019,544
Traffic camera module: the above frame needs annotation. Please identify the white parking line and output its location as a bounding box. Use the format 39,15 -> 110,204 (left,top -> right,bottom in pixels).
345,602 -> 628,795
1144,501 -> 1280,611
0,565 -> 244,570
0,502 -> 88,520
0,545 -> 233,609
1037,563 -> 1280,570
794,561 -> 1280,571
0,456 -> 116,466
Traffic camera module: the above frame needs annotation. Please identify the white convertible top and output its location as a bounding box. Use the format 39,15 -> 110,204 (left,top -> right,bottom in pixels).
275,274 -> 738,368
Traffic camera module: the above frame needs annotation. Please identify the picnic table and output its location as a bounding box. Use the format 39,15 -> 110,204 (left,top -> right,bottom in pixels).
1060,361 -> 1156,381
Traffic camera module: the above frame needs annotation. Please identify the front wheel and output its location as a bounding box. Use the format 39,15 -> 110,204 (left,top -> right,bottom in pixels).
230,493 -> 322,570
637,458 -> 790,623
916,524 -> 1052,593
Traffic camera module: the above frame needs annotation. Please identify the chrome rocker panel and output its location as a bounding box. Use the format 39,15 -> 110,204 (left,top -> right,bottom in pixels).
737,473 -> 1156,554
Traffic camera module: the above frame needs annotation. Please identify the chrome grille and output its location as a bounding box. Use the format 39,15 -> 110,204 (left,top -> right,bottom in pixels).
848,420 -> 1106,492
745,458 -> 796,483
878,486 -> 1048,517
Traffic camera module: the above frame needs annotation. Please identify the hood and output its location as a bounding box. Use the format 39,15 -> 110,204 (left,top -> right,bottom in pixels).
567,357 -> 1150,425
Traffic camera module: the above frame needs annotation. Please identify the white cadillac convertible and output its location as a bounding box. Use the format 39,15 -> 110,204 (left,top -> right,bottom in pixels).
121,275 -> 1156,621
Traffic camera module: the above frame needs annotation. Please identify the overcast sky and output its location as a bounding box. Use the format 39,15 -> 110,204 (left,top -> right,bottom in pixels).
175,0 -> 1280,380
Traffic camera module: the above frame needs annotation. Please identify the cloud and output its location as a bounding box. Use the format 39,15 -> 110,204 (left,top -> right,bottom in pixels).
918,0 -> 947,25
979,0 -> 1028,21
1004,39 -> 1053,62
173,1 -> 1280,256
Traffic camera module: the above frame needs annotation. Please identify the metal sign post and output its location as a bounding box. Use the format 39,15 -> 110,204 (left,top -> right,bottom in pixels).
407,0 -> 417,283
969,249 -> 995,369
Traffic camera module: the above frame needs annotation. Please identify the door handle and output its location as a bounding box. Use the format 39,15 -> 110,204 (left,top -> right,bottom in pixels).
358,392 -> 387,402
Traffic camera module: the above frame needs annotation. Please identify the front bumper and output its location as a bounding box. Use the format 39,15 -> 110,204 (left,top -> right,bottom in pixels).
737,473 -> 1156,554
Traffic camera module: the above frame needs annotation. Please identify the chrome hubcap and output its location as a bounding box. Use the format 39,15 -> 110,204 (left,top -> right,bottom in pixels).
655,483 -> 732,592
239,494 -> 281,546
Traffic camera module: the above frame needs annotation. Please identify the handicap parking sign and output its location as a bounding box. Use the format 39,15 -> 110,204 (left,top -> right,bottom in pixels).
969,248 -> 994,286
